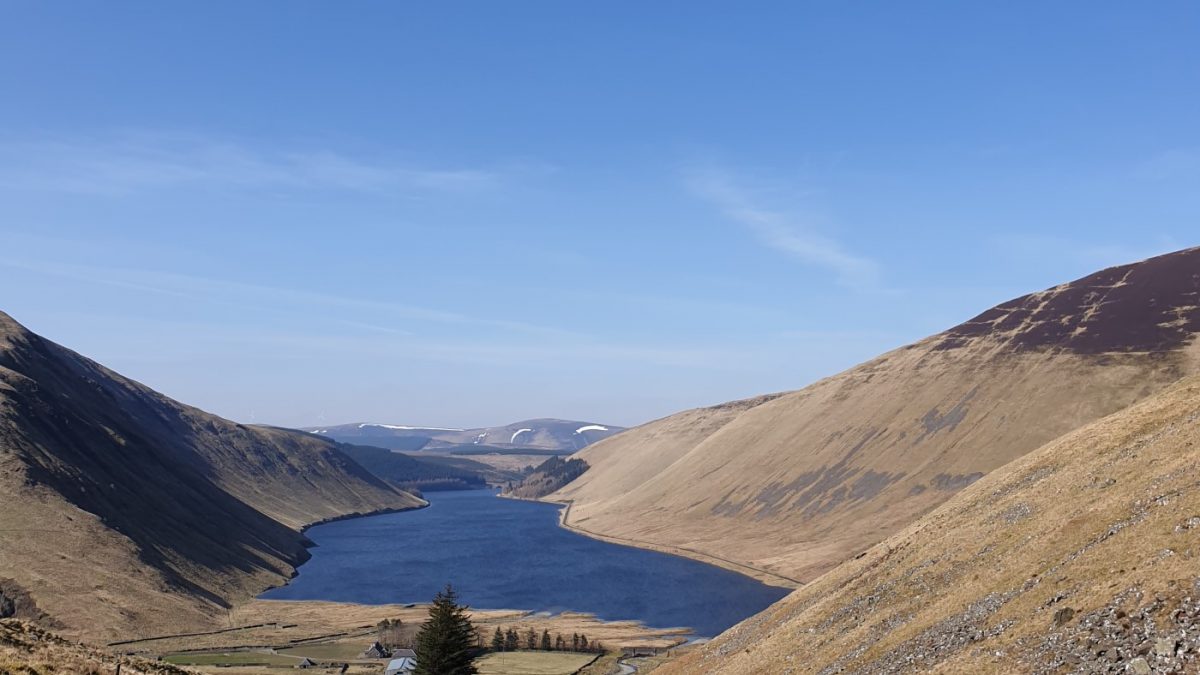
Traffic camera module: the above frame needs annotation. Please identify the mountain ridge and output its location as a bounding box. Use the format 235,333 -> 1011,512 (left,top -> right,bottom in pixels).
308,417 -> 625,452
548,247 -> 1200,585
0,310 -> 423,642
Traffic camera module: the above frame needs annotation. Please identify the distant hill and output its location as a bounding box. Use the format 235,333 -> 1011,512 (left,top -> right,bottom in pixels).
0,311 -> 423,642
307,418 -> 624,453
660,376 -> 1200,673
504,456 -> 590,499
549,247 -> 1200,587
337,443 -> 488,491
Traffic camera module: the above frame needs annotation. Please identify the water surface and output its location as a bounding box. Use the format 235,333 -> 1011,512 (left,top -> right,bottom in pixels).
262,489 -> 790,637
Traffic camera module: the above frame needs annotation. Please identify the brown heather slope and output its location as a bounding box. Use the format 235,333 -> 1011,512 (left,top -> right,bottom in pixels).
550,247 -> 1200,585
1,619 -> 192,675
0,311 -> 423,643
659,375 -> 1200,674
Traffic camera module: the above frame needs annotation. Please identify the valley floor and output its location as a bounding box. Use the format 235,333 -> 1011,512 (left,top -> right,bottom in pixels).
115,599 -> 686,674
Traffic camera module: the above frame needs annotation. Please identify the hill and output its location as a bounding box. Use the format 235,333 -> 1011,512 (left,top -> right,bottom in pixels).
309,418 -> 624,452
658,375 -> 1200,674
0,311 -> 423,642
505,455 -> 590,499
337,443 -> 488,491
548,247 -> 1200,586
1,619 -> 190,675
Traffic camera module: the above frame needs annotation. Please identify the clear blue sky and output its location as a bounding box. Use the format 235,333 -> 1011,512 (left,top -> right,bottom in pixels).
1,2 -> 1197,428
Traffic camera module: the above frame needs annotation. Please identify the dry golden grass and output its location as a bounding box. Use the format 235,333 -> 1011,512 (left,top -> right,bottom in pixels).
0,619 -> 193,675
550,251 -> 1200,589
475,651 -> 598,674
553,340 -> 1200,588
114,598 -> 684,669
657,376 -> 1200,673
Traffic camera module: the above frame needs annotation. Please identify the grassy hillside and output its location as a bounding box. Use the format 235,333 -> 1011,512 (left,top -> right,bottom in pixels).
338,443 -> 488,490
550,247 -> 1200,585
0,310 -> 424,642
659,376 -> 1200,674
1,620 -> 191,675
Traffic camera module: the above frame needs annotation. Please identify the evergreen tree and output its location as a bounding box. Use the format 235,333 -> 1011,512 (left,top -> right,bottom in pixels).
490,627 -> 504,652
579,635 -> 588,651
555,634 -> 564,651
540,629 -> 551,651
413,585 -> 479,675
571,633 -> 579,651
504,628 -> 519,651
525,627 -> 538,650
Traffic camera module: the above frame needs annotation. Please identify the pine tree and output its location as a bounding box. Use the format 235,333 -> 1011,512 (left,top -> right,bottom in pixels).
525,627 -> 537,650
572,633 -> 579,652
504,628 -> 519,651
490,627 -> 504,652
579,635 -> 588,651
413,584 -> 479,675
540,629 -> 551,651
555,634 -> 564,651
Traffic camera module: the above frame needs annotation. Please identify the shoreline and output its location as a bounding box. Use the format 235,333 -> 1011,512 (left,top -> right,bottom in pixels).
500,493 -> 802,590
262,497 -> 433,595
298,497 -> 431,535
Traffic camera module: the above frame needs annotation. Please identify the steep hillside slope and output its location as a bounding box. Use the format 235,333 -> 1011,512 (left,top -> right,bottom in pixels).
551,247 -> 1200,585
0,311 -> 423,642
1,619 -> 190,675
310,418 -> 624,452
659,376 -> 1200,674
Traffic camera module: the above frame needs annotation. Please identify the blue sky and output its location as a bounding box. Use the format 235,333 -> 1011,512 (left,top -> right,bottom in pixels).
1,2 -> 1197,428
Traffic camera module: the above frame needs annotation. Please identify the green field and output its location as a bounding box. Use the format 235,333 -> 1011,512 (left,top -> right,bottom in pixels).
475,651 -> 598,675
162,651 -> 301,666
277,641 -> 371,660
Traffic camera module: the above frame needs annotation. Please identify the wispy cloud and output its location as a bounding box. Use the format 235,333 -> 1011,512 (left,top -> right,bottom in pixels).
0,258 -> 574,338
685,165 -> 881,289
0,132 -> 497,195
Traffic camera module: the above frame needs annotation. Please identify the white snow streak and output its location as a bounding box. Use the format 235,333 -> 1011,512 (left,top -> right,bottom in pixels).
357,423 -> 466,432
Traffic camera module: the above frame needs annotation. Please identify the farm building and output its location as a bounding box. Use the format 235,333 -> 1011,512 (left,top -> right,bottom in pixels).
385,651 -> 418,674
360,641 -> 391,658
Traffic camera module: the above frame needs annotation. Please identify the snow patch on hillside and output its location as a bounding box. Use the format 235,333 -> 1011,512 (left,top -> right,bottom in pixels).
358,423 -> 465,432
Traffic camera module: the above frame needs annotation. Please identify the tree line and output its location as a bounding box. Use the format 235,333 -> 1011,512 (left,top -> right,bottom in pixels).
488,625 -> 605,654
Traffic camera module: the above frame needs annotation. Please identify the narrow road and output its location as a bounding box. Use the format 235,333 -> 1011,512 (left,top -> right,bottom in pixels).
616,658 -> 637,674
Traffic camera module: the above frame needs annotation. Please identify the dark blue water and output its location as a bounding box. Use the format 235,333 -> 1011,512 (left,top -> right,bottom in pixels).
262,489 -> 790,637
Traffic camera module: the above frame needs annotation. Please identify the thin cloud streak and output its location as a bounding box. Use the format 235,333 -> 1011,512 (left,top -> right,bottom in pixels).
686,166 -> 881,289
0,133 -> 496,196
0,258 -> 577,338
